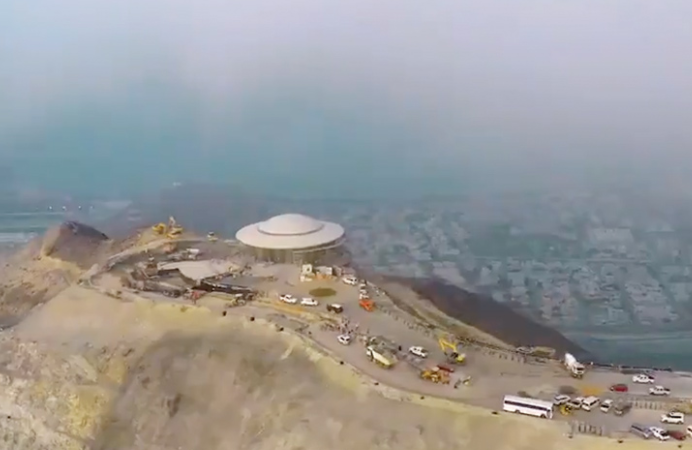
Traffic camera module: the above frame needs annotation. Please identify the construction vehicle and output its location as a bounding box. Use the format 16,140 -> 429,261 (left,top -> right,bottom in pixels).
166,217 -> 184,238
359,298 -> 375,312
152,223 -> 167,234
564,353 -> 585,378
151,217 -> 184,238
438,336 -> 466,364
366,346 -> 396,368
559,404 -> 571,416
421,366 -> 450,384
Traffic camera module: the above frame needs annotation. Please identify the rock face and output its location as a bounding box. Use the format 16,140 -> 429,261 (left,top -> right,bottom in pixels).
399,278 -> 592,359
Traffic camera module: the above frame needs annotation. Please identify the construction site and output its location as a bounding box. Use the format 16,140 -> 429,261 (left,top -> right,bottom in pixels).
0,210 -> 679,449
56,216 -> 691,444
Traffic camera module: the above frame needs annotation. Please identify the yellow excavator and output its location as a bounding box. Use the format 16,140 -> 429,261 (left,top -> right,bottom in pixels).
438,336 -> 466,364
151,217 -> 184,239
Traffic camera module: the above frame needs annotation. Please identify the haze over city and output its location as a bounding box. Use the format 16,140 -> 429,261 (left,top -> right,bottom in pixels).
1,0 -> 691,198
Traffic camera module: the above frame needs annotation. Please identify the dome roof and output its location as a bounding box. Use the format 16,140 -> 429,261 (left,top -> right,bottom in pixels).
257,213 -> 324,236
235,213 -> 345,250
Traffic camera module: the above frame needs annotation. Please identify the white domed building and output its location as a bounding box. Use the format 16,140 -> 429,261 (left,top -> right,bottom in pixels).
235,213 -> 347,264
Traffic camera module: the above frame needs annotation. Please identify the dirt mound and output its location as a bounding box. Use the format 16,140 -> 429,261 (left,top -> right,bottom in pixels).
40,221 -> 110,268
0,222 -> 111,322
399,277 -> 591,359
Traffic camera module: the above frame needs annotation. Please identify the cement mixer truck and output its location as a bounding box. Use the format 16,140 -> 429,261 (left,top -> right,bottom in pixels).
564,353 -> 585,378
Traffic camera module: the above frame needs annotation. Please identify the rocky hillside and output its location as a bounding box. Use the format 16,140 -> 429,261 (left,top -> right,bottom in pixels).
0,286 -> 622,450
0,221 -> 112,325
396,277 -> 591,359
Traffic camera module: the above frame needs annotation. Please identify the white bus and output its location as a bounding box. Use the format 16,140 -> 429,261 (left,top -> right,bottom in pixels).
502,395 -> 553,419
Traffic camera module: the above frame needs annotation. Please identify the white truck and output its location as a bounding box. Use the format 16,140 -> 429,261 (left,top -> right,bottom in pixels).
366,346 -> 396,369
564,353 -> 585,378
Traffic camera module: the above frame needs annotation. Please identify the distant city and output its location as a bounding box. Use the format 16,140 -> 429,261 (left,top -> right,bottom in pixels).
298,189 -> 692,341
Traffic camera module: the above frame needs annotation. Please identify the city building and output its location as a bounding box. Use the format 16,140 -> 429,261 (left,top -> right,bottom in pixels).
235,213 -> 347,264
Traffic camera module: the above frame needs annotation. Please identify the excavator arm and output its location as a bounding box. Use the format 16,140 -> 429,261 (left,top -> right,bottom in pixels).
438,337 -> 466,364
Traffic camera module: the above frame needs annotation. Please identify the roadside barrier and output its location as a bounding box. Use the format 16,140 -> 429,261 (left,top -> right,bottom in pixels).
571,421 -> 606,437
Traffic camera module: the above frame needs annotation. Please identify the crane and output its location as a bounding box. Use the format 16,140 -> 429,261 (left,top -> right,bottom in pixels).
438,336 -> 466,364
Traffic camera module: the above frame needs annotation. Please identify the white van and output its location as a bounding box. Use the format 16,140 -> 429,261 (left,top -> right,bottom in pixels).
581,396 -> 600,411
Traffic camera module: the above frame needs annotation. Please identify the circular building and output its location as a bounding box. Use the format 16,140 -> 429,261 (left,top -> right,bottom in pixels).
235,213 -> 346,264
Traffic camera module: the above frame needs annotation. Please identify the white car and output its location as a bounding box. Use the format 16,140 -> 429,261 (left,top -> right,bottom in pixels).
661,412 -> 685,424
342,276 -> 357,285
359,292 -> 370,300
553,394 -> 570,406
649,385 -> 671,396
279,294 -> 297,304
300,297 -> 318,306
650,427 -> 670,441
337,334 -> 352,345
567,397 -> 583,410
599,399 -> 613,413
632,374 -> 655,384
409,346 -> 429,358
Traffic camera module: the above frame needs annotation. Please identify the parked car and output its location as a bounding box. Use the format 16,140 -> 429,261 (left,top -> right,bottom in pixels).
337,334 -> 352,345
633,374 -> 655,384
609,383 -> 629,392
661,412 -> 685,424
630,423 -> 652,439
668,430 -> 687,441
409,346 -> 429,358
300,297 -> 318,306
342,276 -> 357,285
279,294 -> 297,304
326,304 -> 344,313
650,385 -> 671,396
553,394 -> 570,406
600,399 -> 613,413
567,397 -> 583,410
650,427 -> 670,441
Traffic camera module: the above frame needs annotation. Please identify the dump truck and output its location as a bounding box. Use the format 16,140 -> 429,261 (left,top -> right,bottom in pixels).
564,353 -> 585,378
366,346 -> 396,368
438,336 -> 466,364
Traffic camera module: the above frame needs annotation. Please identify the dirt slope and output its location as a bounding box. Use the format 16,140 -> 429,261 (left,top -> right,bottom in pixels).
0,221 -> 111,324
6,288 -> 626,450
396,277 -> 591,358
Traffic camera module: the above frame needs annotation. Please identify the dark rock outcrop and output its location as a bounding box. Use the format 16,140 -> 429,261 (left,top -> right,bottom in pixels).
40,221 -> 110,268
398,277 -> 592,359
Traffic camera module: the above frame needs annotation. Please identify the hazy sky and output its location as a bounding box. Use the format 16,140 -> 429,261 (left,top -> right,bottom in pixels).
1,0 -> 691,197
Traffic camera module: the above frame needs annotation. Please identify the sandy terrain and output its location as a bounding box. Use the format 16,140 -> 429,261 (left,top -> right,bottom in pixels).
3,287 -> 650,450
